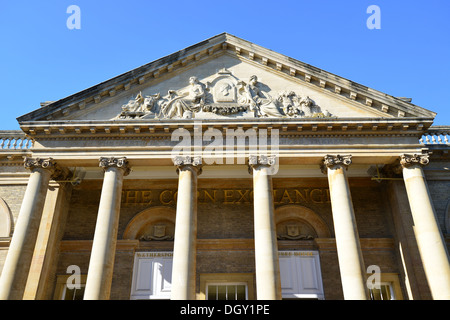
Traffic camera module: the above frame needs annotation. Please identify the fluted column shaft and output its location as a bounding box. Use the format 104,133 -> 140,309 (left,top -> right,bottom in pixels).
249,155 -> 282,300
84,157 -> 130,300
401,153 -> 450,300
171,156 -> 202,300
0,158 -> 58,300
322,155 -> 368,300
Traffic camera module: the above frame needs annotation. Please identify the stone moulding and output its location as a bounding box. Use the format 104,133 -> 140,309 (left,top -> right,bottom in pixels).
18,117 -> 434,138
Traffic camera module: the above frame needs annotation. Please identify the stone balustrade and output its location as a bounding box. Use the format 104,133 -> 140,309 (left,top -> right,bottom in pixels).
0,131 -> 33,150
420,126 -> 450,145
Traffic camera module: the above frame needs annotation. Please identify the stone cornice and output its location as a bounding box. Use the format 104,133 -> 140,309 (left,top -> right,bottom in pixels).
17,33 -> 436,124
19,117 -> 434,139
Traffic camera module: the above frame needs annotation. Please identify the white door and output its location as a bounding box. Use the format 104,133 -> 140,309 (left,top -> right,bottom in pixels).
130,252 -> 173,300
279,251 -> 325,299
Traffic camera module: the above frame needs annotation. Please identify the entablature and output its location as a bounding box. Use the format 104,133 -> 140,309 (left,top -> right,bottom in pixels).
19,117 -> 433,139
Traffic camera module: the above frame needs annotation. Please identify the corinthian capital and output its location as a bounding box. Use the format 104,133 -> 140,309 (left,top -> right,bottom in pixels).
173,155 -> 202,167
173,156 -> 202,175
99,157 -> 131,176
320,154 -> 352,174
247,154 -> 278,175
24,157 -> 69,180
400,153 -> 430,168
24,157 -> 57,172
248,155 -> 277,167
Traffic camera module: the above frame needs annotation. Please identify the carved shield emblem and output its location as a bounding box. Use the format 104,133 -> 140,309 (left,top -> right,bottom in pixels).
214,79 -> 236,102
286,225 -> 300,237
153,225 -> 166,238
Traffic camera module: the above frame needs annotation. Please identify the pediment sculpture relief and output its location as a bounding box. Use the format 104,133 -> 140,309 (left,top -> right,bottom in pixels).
115,70 -> 333,120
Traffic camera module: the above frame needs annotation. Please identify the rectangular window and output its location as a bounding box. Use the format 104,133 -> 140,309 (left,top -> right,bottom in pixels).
369,283 -> 395,300
62,284 -> 86,300
206,283 -> 248,300
54,275 -> 87,300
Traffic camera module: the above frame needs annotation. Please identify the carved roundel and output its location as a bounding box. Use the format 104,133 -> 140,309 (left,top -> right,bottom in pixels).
123,206 -> 176,241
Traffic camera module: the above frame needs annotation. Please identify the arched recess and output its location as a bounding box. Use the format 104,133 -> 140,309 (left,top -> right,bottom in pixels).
123,206 -> 176,241
445,198 -> 450,234
274,205 -> 331,239
0,198 -> 12,237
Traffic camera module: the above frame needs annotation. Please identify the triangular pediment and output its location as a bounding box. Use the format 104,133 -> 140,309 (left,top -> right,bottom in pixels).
17,33 -> 436,124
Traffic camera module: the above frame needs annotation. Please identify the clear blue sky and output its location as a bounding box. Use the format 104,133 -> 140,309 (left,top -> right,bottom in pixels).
1,0 -> 449,129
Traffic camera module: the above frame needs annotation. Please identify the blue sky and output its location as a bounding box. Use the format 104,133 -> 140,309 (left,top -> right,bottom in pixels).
0,0 -> 449,129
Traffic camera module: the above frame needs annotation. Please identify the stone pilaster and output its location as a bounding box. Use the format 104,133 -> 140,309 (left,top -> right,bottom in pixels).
248,155 -> 282,300
400,153 -> 450,300
171,156 -> 202,300
0,158 -> 59,300
84,157 -> 130,300
321,154 -> 368,300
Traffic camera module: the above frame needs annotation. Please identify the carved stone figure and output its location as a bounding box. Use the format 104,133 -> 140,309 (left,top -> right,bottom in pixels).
278,91 -> 300,117
159,76 -> 207,119
239,75 -> 284,117
113,72 -> 334,120
117,92 -> 161,119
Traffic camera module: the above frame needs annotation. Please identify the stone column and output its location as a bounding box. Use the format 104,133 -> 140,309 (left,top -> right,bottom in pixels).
171,156 -> 202,300
0,158 -> 59,300
23,180 -> 73,300
249,155 -> 282,300
400,153 -> 450,300
84,157 -> 130,300
321,155 -> 368,300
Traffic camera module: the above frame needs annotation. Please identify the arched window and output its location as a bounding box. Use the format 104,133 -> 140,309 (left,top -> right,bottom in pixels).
0,198 -> 12,238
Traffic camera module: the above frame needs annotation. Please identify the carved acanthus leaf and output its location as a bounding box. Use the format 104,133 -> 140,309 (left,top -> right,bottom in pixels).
321,154 -> 352,173
99,157 -> 131,175
400,153 -> 430,168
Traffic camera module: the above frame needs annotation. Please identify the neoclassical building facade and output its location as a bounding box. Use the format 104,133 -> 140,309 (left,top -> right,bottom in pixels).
0,33 -> 448,300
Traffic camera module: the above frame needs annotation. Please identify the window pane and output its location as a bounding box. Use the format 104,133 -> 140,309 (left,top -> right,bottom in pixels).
207,285 -> 217,300
64,288 -> 75,300
217,285 -> 226,300
236,285 -> 246,300
227,285 -> 236,300
207,283 -> 247,300
370,288 -> 382,300
370,284 -> 394,300
74,287 -> 85,300
380,285 -> 392,300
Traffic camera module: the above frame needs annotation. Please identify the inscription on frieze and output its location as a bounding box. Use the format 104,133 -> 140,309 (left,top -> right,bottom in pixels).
121,188 -> 330,206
